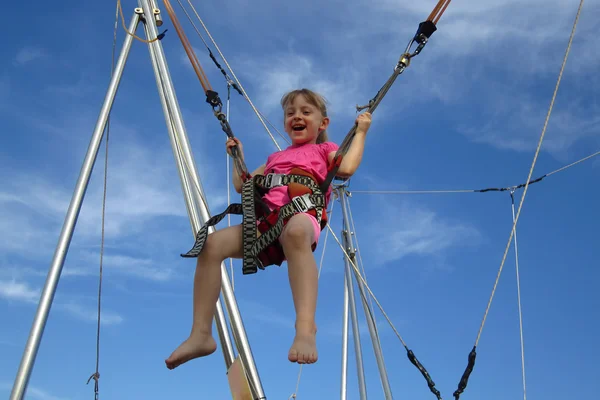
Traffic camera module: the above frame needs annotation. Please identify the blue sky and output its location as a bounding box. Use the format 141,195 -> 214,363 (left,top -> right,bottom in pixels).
1,0 -> 599,399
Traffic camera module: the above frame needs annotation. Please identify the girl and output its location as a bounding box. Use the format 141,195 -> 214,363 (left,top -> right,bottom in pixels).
166,88 -> 372,369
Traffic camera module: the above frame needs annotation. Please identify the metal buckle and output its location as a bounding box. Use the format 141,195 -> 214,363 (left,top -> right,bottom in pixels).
265,173 -> 284,188
292,194 -> 314,213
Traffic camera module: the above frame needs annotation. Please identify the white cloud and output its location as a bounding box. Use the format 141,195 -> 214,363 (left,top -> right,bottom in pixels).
58,302 -> 123,326
0,280 -> 40,303
0,278 -> 123,326
361,198 -> 480,266
236,52 -> 362,119
14,47 -> 47,66
0,383 -> 70,400
65,252 -> 176,282
240,299 -> 294,329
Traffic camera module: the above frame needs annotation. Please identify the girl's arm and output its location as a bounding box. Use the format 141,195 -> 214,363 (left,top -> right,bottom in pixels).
330,132 -> 367,178
328,112 -> 372,178
234,164 -> 265,193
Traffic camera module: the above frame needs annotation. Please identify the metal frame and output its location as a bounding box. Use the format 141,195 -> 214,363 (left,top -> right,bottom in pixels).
10,3 -> 264,400
337,184 -> 393,399
10,4 -> 395,400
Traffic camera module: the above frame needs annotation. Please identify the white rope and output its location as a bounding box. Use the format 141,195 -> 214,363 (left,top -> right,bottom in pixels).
545,150 -> 600,177
346,189 -> 379,336
475,0 -> 584,346
351,189 -> 476,194
183,0 -> 284,150
325,224 -> 409,348
350,150 -> 600,197
510,191 -> 527,400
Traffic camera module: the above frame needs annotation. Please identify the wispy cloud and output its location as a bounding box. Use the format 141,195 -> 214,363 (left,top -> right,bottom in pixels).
236,52 -> 362,118
240,299 -> 294,329
0,278 -> 123,326
65,252 -> 176,282
13,47 -> 47,66
0,382 -> 70,400
58,302 -> 123,326
0,279 -> 40,303
360,198 -> 480,267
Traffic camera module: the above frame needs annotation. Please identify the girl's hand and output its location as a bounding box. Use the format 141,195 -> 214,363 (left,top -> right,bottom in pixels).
226,137 -> 244,158
356,112 -> 372,134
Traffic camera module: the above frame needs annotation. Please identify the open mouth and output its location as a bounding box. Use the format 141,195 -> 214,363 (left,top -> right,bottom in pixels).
292,125 -> 306,131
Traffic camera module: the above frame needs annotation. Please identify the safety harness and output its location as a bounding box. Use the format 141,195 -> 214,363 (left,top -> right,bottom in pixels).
181,167 -> 329,274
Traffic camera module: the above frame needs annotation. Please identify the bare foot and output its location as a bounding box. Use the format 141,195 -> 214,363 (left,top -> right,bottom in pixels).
288,322 -> 318,364
165,332 -> 217,370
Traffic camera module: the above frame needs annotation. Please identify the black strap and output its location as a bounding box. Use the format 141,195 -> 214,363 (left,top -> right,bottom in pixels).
181,173 -> 324,275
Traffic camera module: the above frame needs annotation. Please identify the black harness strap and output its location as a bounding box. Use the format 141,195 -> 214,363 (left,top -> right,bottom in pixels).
181,173 -> 325,274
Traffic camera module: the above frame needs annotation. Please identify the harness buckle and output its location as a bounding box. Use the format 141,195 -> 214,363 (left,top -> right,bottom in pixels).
265,173 -> 284,188
292,194 -> 314,213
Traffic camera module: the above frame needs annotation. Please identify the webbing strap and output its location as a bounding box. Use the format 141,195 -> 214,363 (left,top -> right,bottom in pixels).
181,174 -> 325,274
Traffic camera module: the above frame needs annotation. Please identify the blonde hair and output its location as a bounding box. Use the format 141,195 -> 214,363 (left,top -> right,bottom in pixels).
281,88 -> 329,143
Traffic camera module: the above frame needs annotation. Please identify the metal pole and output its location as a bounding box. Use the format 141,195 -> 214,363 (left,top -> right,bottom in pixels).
339,188 -> 393,399
142,18 -> 235,367
10,12 -> 141,400
340,270 -> 350,400
138,2 -> 265,397
337,188 -> 368,400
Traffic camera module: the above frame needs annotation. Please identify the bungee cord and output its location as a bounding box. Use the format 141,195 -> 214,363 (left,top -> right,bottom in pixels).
349,149 -> 600,196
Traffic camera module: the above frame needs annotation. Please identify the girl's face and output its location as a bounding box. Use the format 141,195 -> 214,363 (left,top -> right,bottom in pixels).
283,95 -> 329,145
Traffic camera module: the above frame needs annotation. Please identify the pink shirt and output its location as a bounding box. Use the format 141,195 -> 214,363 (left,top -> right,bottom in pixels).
262,141 -> 339,210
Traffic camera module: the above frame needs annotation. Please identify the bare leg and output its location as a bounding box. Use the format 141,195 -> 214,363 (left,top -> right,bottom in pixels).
166,225 -> 244,370
280,214 -> 319,364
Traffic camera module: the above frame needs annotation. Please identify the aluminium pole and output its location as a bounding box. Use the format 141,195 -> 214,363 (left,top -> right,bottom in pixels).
340,271 -> 349,400
10,12 -> 142,400
137,1 -> 265,397
339,188 -> 393,400
143,20 -> 235,367
337,188 -> 368,400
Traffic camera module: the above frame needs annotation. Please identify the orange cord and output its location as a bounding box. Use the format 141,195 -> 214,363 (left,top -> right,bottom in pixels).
427,0 -> 451,24
162,0 -> 213,93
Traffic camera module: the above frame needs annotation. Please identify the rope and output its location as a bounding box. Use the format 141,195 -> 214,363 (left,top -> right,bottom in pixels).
87,3 -> 119,398
116,0 -> 160,43
474,0 -> 584,348
545,150 -> 600,177
428,0 -> 452,24
346,187 -> 379,337
349,149 -> 600,196
510,191 -> 527,400
325,225 -> 408,348
161,0 -> 213,92
182,0 -> 284,150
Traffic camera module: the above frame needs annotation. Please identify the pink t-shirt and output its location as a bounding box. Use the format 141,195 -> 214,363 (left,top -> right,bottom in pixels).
262,141 -> 339,210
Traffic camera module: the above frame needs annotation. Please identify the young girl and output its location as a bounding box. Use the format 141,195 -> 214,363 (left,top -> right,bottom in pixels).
166,88 -> 372,369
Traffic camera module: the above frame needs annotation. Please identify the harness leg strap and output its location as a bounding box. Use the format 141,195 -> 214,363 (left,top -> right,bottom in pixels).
181,203 -> 244,258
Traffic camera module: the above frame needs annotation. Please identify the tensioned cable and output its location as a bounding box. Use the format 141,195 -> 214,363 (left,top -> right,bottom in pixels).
116,0 -> 162,43
322,3 -> 585,386
172,0 -> 289,148
87,3 -> 119,399
183,0 -> 284,150
510,190 -> 527,400
474,0 -> 584,348
346,187 -> 380,338
350,149 -> 600,195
